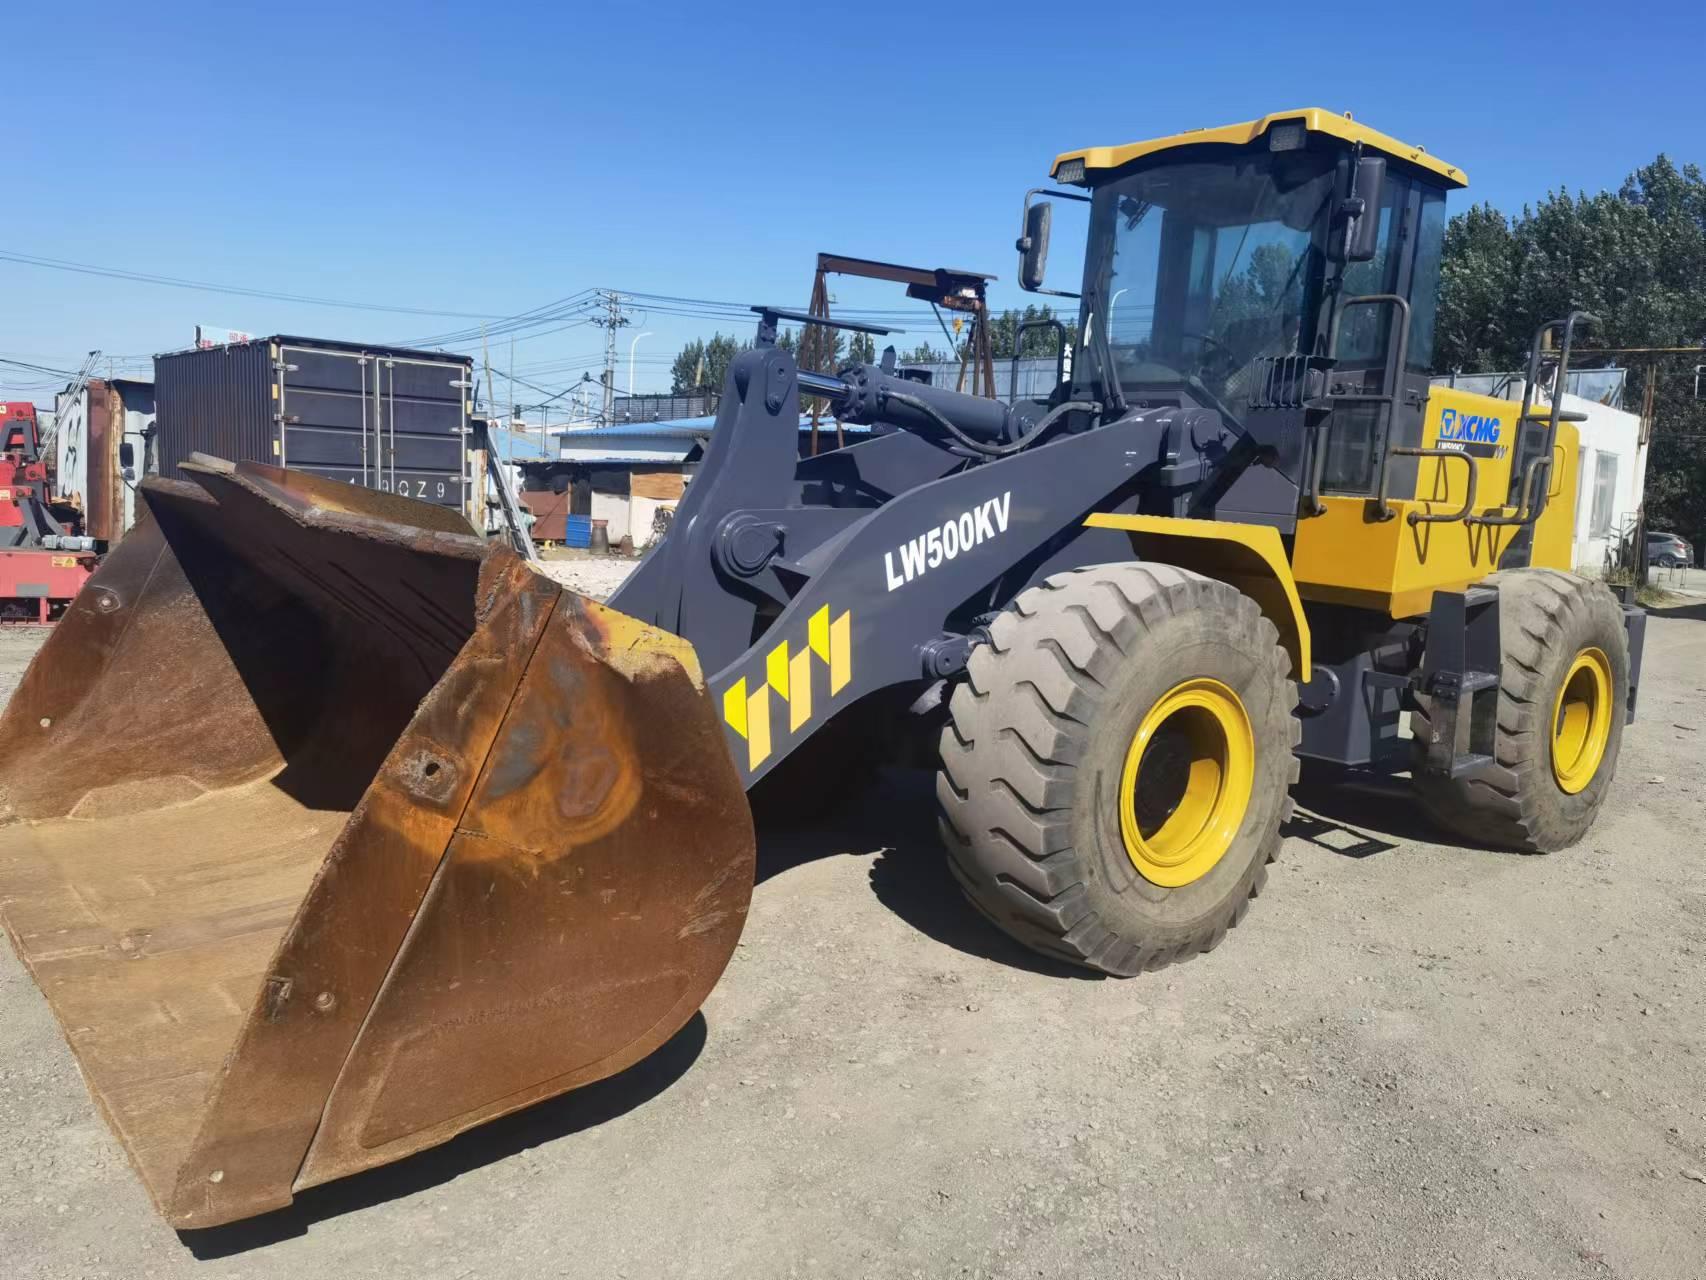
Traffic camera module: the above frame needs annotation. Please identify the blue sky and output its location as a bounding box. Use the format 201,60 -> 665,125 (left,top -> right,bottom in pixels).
9,0 -> 1702,409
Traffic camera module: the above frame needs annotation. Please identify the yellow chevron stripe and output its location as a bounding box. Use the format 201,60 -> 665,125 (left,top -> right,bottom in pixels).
829,611 -> 851,694
723,678 -> 748,739
788,646 -> 813,731
723,607 -> 852,773
808,605 -> 831,662
746,684 -> 771,769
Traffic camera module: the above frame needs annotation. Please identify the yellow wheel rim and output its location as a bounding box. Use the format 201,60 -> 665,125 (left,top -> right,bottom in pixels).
1118,677 -> 1255,888
1551,646 -> 1612,794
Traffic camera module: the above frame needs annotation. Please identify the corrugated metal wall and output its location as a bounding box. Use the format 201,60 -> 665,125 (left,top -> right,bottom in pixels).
154,342 -> 276,483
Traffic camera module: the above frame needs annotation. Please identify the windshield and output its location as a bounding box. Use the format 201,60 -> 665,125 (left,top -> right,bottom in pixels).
1083,150 -> 1337,408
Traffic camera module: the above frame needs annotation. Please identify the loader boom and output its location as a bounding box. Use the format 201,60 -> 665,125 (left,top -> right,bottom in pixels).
608,336 -> 1276,783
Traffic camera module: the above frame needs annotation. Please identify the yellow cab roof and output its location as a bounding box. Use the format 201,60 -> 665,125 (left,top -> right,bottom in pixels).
1052,108 -> 1467,188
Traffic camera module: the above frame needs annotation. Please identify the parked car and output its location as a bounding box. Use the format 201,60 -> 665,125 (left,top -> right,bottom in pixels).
1646,530 -> 1695,568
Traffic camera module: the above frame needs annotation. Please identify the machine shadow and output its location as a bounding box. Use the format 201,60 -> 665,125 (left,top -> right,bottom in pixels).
178,1012 -> 708,1259
755,769 -> 1096,979
1284,762 -> 1495,852
1649,599 -> 1706,623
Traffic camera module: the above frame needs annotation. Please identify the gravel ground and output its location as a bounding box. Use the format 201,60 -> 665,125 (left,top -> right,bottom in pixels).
531,552 -> 643,600
1,584 -> 1703,1279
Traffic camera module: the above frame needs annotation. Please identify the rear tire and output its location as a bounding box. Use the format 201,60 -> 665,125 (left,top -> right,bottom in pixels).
1411,568 -> 1628,852
937,564 -> 1298,976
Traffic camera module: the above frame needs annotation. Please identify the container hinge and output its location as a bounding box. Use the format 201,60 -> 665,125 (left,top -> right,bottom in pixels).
273,413 -> 301,425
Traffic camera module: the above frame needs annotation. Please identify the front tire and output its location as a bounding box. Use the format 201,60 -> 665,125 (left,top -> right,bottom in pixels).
937,564 -> 1298,976
1411,568 -> 1628,852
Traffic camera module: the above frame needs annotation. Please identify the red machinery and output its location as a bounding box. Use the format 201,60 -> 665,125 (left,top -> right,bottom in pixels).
0,402 -> 96,622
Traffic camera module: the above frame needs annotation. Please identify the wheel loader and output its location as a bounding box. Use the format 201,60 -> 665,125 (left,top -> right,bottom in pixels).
0,108 -> 1645,1228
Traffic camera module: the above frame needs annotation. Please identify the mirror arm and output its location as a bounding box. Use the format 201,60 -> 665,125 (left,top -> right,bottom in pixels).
1017,187 -> 1090,296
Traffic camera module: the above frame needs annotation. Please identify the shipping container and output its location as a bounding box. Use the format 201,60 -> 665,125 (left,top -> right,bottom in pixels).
153,337 -> 474,512
52,378 -> 154,545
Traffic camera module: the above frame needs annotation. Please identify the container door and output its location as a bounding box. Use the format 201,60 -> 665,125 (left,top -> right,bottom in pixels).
370,356 -> 468,510
277,347 -> 467,511
277,345 -> 381,491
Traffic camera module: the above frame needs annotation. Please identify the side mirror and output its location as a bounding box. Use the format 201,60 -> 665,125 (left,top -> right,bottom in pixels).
1331,156 -> 1386,263
118,441 -> 135,468
1017,200 -> 1052,291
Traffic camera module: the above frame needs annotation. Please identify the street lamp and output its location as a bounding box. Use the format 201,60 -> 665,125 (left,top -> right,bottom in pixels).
629,332 -> 654,397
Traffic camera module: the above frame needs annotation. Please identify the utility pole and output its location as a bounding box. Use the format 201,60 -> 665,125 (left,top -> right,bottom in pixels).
589,289 -> 630,425
481,325 -> 494,422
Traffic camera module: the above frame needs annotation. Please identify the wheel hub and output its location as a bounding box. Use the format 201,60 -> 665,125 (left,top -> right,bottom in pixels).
1552,646 -> 1612,794
1118,678 -> 1255,887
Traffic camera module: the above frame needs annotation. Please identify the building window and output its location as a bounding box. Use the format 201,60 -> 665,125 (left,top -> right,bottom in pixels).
1590,451 -> 1618,536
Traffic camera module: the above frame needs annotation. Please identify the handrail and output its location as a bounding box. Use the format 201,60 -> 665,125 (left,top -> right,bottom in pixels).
1373,447 -> 1479,525
1470,455 -> 1551,529
1509,309 -> 1596,519
1011,318 -> 1067,402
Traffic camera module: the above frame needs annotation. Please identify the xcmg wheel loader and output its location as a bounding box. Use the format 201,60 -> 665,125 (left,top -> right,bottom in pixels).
0,108 -> 1645,1227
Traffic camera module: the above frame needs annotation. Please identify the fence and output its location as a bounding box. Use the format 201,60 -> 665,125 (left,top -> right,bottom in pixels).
897,356 -> 1066,404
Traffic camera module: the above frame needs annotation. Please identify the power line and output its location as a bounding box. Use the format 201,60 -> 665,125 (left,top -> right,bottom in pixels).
0,248 -> 511,319
394,290 -> 601,348
0,355 -> 78,378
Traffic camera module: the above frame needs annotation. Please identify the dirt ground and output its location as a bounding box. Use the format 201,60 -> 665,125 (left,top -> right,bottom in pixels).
1,581 -> 1704,1280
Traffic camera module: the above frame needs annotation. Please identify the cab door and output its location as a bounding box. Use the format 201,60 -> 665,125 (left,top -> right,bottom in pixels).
1315,174 -> 1449,502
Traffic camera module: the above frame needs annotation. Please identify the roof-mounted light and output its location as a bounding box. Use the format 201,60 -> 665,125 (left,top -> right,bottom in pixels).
1268,122 -> 1306,152
1055,158 -> 1086,185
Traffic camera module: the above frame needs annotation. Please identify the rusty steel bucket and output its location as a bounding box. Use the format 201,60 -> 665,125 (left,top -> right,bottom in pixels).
0,458 -> 754,1228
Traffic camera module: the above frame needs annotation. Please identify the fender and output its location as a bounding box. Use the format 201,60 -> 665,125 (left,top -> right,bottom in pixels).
1083,513 -> 1311,680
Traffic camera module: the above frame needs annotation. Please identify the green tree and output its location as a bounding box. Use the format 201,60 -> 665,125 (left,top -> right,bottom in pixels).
670,332 -> 749,394
845,330 -> 877,366
902,341 -> 948,364
670,338 -> 707,394
1434,155 -> 1706,543
1434,203 -> 1519,371
985,304 -> 1079,359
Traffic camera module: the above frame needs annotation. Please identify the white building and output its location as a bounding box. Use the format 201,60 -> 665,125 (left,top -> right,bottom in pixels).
1561,392 -> 1648,572
534,416 -> 875,550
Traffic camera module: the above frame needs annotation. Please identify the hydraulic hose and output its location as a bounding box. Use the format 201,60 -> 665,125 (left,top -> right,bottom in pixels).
881,391 -> 1098,458
801,362 -> 1095,457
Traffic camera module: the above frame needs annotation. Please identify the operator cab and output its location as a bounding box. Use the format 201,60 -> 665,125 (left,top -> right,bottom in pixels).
1020,108 -> 1465,532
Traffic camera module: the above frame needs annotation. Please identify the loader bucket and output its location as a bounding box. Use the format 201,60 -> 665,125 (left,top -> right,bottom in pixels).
0,458 -> 755,1229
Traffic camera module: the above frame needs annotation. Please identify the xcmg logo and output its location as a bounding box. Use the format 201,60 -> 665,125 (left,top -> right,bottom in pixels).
1438,407 -> 1502,444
